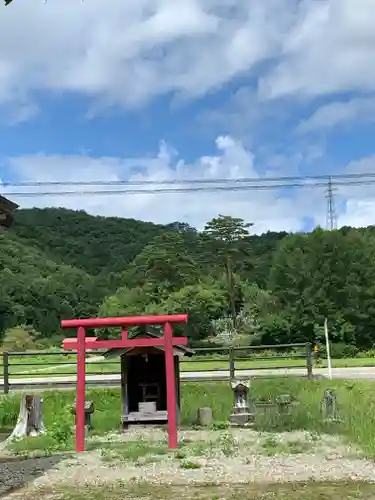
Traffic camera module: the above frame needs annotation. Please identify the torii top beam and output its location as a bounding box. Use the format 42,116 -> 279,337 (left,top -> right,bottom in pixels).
61,314 -> 188,329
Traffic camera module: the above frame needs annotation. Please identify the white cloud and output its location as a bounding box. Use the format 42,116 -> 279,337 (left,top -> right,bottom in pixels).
2,136 -> 328,233
0,0 -> 373,117
0,0 -> 373,126
260,0 -> 375,100
340,199 -> 375,228
4,136 -> 375,232
1,1 -> 374,231
297,97 -> 375,134
332,156 -> 375,228
0,0 -> 291,112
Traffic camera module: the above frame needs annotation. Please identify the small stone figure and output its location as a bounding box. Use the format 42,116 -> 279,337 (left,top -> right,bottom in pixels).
275,394 -> 293,414
229,379 -> 255,427
321,389 -> 340,422
71,400 -> 95,430
235,384 -> 248,408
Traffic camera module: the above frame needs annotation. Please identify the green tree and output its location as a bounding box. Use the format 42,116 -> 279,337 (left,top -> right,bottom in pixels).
99,279 -> 228,342
203,215 -> 253,330
269,227 -> 375,347
1,206 -> 285,343
0,291 -> 14,337
99,286 -> 153,318
123,232 -> 200,295
157,279 -> 229,341
0,230 -> 115,338
11,204 -> 375,351
12,207 -> 167,275
98,286 -> 160,338
241,281 -> 278,320
1,325 -> 39,352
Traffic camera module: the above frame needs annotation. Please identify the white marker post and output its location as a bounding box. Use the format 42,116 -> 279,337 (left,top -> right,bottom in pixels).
324,317 -> 332,380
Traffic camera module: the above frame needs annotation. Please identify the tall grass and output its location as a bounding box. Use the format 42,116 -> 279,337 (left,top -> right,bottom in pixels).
1,379 -> 375,457
183,378 -> 375,457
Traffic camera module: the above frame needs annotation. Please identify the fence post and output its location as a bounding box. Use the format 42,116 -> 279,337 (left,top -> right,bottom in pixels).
229,347 -> 235,379
306,343 -> 313,380
3,351 -> 9,394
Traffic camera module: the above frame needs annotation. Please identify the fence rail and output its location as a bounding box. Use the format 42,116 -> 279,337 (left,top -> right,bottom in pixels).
1,343 -> 313,394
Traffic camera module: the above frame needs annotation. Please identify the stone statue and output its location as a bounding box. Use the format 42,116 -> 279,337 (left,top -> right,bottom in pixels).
321,389 -> 340,422
229,379 -> 255,427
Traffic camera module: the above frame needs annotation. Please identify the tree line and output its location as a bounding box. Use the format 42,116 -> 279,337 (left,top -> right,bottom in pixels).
1,207 -> 375,351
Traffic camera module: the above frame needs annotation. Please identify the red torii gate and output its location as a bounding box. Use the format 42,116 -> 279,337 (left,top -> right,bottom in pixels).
61,314 -> 188,453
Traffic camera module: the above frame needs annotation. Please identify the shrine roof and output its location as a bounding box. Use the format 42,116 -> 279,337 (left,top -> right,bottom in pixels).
103,326 -> 194,359
0,195 -> 19,212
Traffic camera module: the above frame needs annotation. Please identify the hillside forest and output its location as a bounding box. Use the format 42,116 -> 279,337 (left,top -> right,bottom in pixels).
1,207 -> 375,355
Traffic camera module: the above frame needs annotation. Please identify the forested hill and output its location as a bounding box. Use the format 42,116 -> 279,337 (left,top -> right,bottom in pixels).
11,208 -> 167,275
2,207 -> 375,352
0,208 -> 284,343
10,208 -> 286,282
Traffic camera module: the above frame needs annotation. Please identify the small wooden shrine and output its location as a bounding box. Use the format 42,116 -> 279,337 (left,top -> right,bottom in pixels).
0,195 -> 18,230
62,313 -> 190,452
103,326 -> 194,427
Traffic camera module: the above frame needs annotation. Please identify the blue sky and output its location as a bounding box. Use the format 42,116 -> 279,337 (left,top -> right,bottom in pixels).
1,0 -> 375,232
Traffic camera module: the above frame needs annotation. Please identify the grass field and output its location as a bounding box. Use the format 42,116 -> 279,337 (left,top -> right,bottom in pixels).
6,355 -> 311,377
19,481 -> 375,500
2,354 -> 375,378
2,378 -> 375,458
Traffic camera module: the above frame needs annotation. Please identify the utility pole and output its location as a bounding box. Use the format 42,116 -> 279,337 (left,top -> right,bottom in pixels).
325,177 -> 337,230
225,255 -> 237,330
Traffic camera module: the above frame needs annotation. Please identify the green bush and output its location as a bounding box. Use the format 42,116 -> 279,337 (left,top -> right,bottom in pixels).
1,325 -> 39,352
318,342 -> 359,359
0,396 -> 18,428
48,417 -> 73,445
359,348 -> 375,358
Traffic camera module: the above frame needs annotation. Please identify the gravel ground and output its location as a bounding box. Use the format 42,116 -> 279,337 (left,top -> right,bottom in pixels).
2,427 -> 375,499
0,455 -> 67,498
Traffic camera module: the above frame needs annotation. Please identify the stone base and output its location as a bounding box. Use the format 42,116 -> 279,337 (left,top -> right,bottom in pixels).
71,425 -> 90,437
229,407 -> 255,427
323,417 -> 342,424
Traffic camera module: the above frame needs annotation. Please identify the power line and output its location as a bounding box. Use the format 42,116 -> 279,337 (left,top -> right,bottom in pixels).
3,178 -> 375,198
2,171 -> 375,188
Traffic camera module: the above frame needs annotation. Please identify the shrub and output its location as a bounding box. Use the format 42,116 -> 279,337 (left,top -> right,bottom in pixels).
359,349 -> 375,358
1,325 -> 39,352
318,342 -> 359,359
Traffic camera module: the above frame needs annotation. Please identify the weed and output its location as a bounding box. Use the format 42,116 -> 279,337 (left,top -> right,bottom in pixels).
99,440 -> 168,464
287,440 -> 309,454
0,397 -> 18,428
188,440 -> 215,457
29,480 -> 375,500
8,435 -> 57,456
211,421 -> 229,430
175,449 -> 187,459
308,431 -> 321,442
260,436 -> 278,456
47,417 -> 73,445
180,459 -> 202,469
218,432 -> 238,457
260,436 -> 311,456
